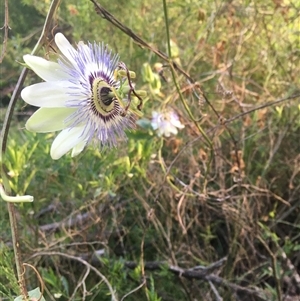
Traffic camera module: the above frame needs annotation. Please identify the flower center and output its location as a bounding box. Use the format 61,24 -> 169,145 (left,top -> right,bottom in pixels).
92,78 -> 115,115
100,86 -> 114,106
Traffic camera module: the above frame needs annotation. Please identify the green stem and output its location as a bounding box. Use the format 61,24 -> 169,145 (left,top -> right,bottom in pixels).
162,0 -> 172,58
258,236 -> 282,301
161,0 -> 213,192
0,0 -> 61,299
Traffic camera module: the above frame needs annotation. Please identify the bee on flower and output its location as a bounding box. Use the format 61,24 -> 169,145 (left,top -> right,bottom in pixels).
21,33 -> 146,159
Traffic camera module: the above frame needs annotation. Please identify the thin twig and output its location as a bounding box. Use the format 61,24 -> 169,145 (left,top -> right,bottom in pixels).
23,263 -> 45,301
90,0 -> 194,84
225,93 -> 300,124
0,0 -> 10,63
209,281 -> 223,301
120,279 -> 146,301
69,266 -> 90,301
30,251 -> 118,301
8,203 -> 28,299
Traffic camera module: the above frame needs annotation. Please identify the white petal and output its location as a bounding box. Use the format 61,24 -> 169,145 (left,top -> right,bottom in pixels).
172,120 -> 185,129
55,33 -> 77,65
26,107 -> 76,133
167,125 -> 178,135
71,140 -> 87,157
50,126 -> 86,160
170,117 -> 184,129
24,55 -> 68,82
21,82 -> 72,107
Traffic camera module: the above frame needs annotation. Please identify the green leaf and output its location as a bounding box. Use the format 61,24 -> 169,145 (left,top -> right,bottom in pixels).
14,287 -> 46,301
136,118 -> 152,130
60,275 -> 69,296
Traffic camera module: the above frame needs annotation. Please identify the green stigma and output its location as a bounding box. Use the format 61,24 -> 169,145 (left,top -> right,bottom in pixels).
92,78 -> 115,114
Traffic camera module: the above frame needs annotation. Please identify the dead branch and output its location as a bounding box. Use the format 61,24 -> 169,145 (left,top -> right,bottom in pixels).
39,211 -> 91,232
31,251 -> 267,300
38,199 -> 130,233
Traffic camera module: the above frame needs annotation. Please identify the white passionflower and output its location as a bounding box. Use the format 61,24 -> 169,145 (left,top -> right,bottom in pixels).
21,33 -> 145,159
151,110 -> 184,137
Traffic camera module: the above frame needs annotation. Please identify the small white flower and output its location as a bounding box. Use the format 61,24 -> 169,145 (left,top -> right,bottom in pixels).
151,110 -> 184,137
21,33 -> 144,159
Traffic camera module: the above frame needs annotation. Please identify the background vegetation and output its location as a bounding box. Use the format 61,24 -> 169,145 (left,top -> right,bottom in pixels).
0,0 -> 299,300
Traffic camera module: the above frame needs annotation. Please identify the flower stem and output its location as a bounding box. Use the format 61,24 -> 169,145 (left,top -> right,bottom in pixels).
9,203 -> 28,298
